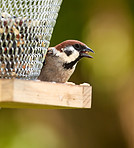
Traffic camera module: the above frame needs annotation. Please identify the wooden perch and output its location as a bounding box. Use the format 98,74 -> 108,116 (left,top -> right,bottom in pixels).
0,79 -> 92,109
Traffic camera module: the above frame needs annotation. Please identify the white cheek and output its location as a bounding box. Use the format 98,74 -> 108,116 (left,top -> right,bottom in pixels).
56,46 -> 79,63
67,49 -> 79,62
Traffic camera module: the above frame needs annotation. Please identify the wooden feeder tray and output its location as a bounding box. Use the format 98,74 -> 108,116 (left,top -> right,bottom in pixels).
0,79 -> 92,109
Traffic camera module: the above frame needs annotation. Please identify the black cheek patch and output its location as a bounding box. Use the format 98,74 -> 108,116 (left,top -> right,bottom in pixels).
64,50 -> 73,56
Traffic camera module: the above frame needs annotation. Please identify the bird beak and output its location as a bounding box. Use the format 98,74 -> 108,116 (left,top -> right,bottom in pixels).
80,47 -> 94,58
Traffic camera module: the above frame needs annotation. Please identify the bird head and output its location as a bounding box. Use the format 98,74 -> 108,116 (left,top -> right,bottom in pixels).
48,40 -> 94,69
55,39 -> 94,58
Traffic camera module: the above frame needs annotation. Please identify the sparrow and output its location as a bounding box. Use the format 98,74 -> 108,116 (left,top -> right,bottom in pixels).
38,40 -> 94,83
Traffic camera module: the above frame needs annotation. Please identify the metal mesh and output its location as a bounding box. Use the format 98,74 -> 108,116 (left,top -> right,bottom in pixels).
0,0 -> 62,79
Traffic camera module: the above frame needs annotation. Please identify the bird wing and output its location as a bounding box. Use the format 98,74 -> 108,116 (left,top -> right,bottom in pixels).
47,47 -> 55,55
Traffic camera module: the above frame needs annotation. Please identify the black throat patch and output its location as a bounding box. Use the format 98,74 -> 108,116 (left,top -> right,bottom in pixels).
63,56 -> 81,69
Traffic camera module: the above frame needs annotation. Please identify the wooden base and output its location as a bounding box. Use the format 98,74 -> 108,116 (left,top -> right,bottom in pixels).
0,79 -> 92,109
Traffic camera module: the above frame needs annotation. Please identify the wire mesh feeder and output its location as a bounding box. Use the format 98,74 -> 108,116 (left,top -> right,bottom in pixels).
0,0 -> 62,79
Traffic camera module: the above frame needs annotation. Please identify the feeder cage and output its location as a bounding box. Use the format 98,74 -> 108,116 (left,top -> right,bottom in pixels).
0,0 -> 62,80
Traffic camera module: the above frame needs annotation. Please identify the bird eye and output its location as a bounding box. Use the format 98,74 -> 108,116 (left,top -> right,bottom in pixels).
74,44 -> 81,50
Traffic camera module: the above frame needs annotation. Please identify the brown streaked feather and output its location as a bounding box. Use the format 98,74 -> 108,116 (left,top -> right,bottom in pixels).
46,47 -> 54,55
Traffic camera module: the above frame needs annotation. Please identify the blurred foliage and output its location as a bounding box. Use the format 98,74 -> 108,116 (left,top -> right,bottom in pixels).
1,0 -> 134,148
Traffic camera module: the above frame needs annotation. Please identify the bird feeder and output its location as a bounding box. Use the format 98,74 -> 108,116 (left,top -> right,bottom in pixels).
0,0 -> 62,79
0,0 -> 92,109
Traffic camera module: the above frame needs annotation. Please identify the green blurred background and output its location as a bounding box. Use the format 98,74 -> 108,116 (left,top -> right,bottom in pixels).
1,0 -> 134,147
